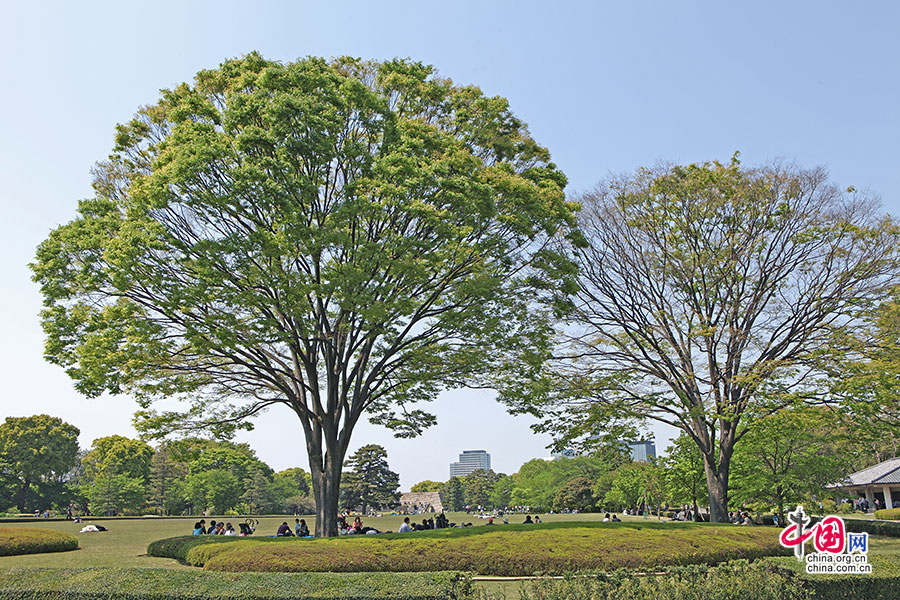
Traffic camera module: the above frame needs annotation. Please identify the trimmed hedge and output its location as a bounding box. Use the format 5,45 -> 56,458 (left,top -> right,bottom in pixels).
516,561 -> 809,600
766,554 -> 900,600
0,567 -> 473,600
843,518 -> 900,537
873,508 -> 900,521
151,522 -> 789,576
0,527 -> 78,556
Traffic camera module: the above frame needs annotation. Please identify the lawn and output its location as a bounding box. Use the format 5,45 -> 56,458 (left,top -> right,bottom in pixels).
0,511 -> 650,569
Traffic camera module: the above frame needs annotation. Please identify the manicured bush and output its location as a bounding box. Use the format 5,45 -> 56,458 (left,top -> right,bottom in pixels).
150,522 -> 789,576
514,561 -> 809,600
873,508 -> 900,521
0,527 -> 78,556
843,518 -> 900,537
766,554 -> 900,600
0,567 -> 473,600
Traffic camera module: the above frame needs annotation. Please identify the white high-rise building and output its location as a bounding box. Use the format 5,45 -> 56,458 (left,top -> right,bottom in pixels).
449,450 -> 491,477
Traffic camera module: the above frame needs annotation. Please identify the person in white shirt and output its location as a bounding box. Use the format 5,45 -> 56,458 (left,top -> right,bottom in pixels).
398,517 -> 412,533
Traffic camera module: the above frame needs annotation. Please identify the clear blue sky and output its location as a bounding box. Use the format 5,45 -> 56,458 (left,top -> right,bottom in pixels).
1,1 -> 898,489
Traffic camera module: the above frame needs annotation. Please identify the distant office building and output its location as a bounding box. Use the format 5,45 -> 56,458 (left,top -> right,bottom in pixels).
627,440 -> 656,462
450,450 -> 491,477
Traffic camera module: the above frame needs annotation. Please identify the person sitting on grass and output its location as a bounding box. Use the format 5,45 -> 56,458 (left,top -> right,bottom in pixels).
207,520 -> 218,534
523,515 -> 534,524
224,523 -> 236,536
398,517 -> 412,533
603,513 -> 611,522
193,521 -> 204,535
611,514 -> 621,522
198,519 -> 207,533
276,521 -> 294,536
534,515 -> 542,523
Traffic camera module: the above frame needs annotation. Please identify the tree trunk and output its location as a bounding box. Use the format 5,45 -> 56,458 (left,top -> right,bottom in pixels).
309,433 -> 346,537
16,479 -> 30,512
702,453 -> 730,523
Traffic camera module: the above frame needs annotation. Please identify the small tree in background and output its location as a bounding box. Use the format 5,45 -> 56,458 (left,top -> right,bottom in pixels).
439,477 -> 465,511
410,480 -> 443,493
340,445 -> 400,514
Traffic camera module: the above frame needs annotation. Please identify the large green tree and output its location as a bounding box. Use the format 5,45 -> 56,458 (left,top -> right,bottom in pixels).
506,157 -> 899,522
31,53 -> 576,536
340,444 -> 400,514
728,406 -> 857,521
0,415 -> 80,511
81,435 -> 153,515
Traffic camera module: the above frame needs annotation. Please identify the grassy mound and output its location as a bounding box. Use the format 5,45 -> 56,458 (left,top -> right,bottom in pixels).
152,522 -> 789,576
874,508 -> 900,521
0,527 -> 78,556
0,567 -> 472,600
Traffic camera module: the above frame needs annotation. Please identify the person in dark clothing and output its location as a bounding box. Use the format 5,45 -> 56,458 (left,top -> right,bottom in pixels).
276,521 -> 294,536
523,515 -> 534,524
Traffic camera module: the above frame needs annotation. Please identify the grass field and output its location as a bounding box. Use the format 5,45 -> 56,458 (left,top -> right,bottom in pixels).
0,511 -> 655,568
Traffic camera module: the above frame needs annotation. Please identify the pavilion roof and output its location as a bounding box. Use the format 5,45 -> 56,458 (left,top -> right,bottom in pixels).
834,456 -> 900,487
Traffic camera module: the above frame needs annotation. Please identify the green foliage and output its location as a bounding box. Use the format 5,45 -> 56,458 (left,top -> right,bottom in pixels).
843,517 -> 900,537
604,462 -> 662,514
340,445 -> 400,513
0,567 -> 473,600
462,469 -> 501,508
274,468 -> 312,498
661,433 -> 706,510
509,456 -> 613,511
0,415 -> 80,511
147,445 -> 187,515
241,469 -> 274,515
767,551 -> 900,600
875,508 -> 900,520
150,522 -> 788,576
439,478 -> 465,511
515,561 -> 808,600
506,157 -> 900,522
184,469 -> 242,515
31,53 -> 576,536
0,527 -> 78,556
81,435 -> 153,515
553,476 -> 596,512
729,406 -> 857,521
410,480 -> 442,493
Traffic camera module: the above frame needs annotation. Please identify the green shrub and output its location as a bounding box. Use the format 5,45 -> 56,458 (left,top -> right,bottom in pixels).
150,522 -> 789,576
765,554 -> 900,600
844,518 -> 900,537
0,567 -> 473,600
0,527 -> 78,556
513,561 -> 809,600
873,508 -> 900,521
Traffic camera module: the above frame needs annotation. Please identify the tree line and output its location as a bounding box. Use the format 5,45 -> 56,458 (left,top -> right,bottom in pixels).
0,415 -> 399,517
415,412 -> 895,521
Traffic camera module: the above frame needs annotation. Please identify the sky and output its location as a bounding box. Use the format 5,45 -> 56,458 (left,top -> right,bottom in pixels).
1,1 -> 898,489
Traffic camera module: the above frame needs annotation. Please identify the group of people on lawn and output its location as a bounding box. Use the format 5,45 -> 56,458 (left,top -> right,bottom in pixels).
276,518 -> 311,537
193,519 -> 238,536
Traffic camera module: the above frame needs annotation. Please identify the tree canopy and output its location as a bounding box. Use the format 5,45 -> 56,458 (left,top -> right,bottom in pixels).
503,157 -> 900,521
31,53 -> 577,535
0,415 -> 80,511
340,444 -> 399,513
